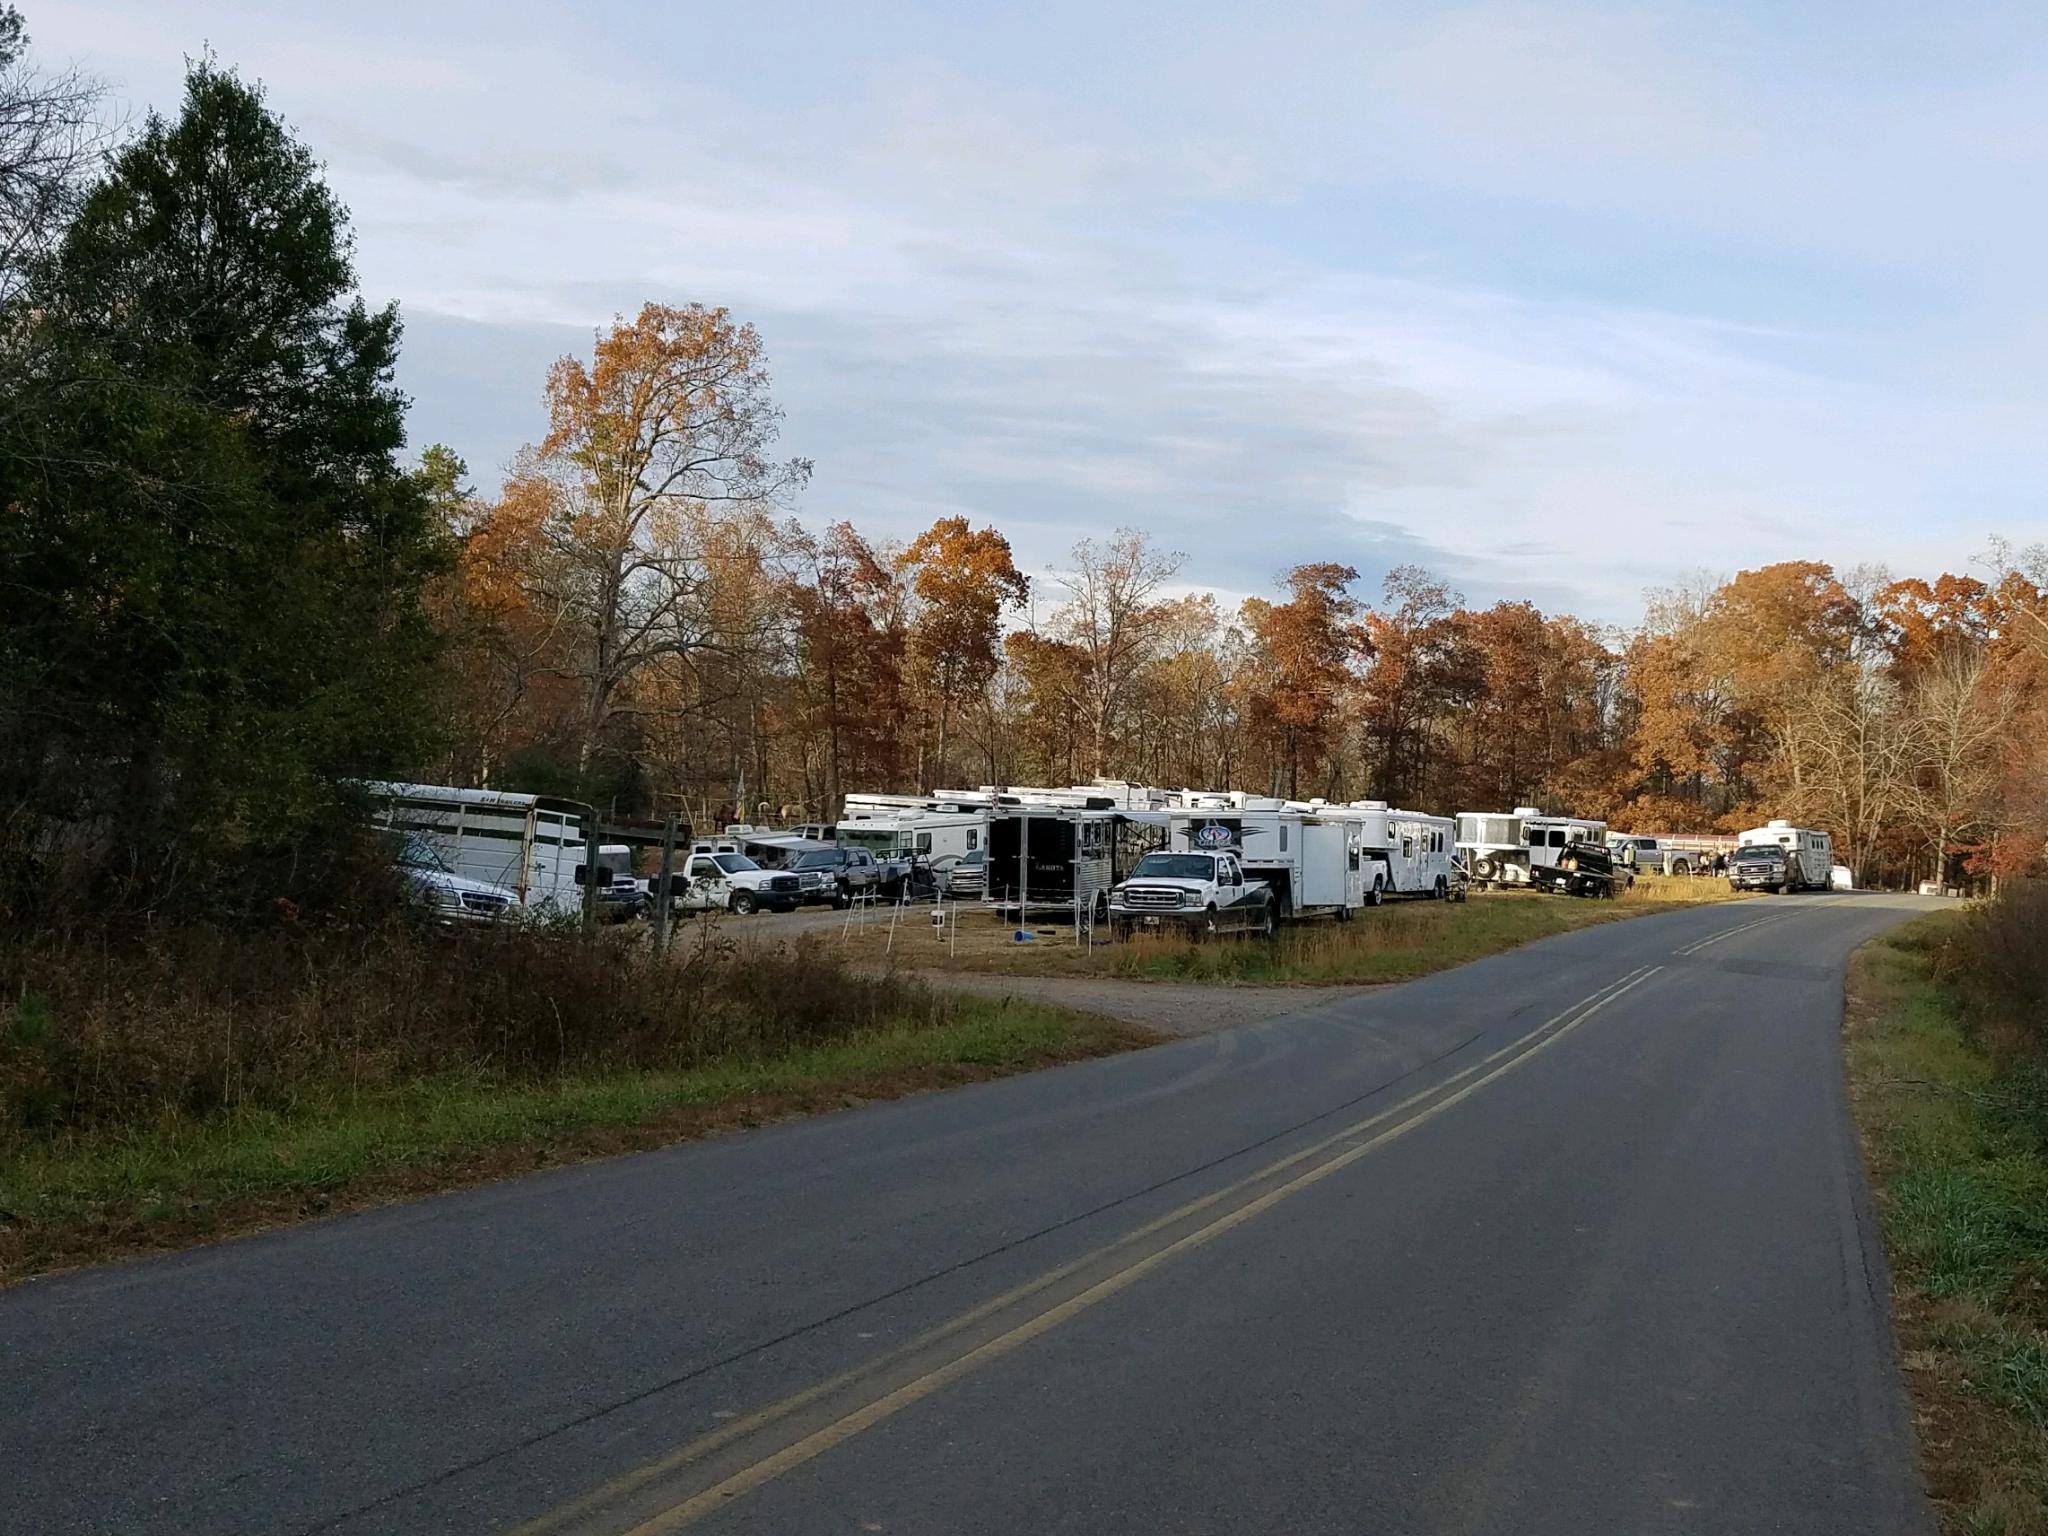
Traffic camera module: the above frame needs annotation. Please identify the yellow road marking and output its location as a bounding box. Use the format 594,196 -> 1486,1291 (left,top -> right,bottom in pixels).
571,965 -> 1664,1535
514,964 -> 1655,1534
1675,914 -> 1788,955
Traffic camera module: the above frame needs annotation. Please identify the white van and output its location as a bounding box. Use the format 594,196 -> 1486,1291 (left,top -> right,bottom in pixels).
1737,820 -> 1835,892
363,781 -> 593,915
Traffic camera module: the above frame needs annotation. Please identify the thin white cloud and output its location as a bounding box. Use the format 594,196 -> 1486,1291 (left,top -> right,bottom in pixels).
37,0 -> 2048,622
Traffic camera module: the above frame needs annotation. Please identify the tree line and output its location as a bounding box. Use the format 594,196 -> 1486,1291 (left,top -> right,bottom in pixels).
3,35 -> 2043,925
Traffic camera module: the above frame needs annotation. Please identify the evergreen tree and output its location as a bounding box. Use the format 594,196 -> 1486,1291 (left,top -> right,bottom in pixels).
0,61 -> 446,916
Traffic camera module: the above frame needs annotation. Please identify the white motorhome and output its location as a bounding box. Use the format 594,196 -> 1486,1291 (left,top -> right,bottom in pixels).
1737,820 -> 1834,892
1170,798 -> 1365,920
362,781 -> 595,914
835,808 -> 986,866
1456,807 -> 1609,887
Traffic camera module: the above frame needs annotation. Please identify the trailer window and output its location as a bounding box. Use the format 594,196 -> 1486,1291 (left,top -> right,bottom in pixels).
916,832 -> 933,853
1547,829 -> 1567,847
967,830 -> 979,851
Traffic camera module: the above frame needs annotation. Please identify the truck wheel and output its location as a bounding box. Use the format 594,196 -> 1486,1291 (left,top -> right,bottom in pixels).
1202,903 -> 1220,937
1094,892 -> 1110,925
832,889 -> 851,910
730,891 -> 757,915
1258,902 -> 1277,940
1113,919 -> 1134,941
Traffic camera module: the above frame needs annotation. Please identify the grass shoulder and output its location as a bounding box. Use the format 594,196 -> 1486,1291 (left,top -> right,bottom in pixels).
1847,906 -> 2048,1533
819,874 -> 1747,986
0,996 -> 1152,1288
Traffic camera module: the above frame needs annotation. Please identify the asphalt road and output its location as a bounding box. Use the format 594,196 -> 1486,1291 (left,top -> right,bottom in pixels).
3,893 -> 1939,1535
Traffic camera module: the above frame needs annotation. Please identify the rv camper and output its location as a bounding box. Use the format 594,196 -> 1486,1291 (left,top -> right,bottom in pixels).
1737,820 -> 1834,892
836,807 -> 987,866
362,781 -> 595,914
1456,807 -> 1609,887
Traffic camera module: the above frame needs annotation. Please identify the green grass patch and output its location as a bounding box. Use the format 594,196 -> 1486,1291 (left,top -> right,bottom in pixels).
1848,908 -> 2048,1533
0,997 -> 1145,1285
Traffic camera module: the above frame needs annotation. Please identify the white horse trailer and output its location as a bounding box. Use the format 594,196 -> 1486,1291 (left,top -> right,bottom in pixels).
1330,801 -> 1458,902
362,781 -> 594,914
1738,820 -> 1834,891
1456,807 -> 1608,887
1168,805 -> 1365,920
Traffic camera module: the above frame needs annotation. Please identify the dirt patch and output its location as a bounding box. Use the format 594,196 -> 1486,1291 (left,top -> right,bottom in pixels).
1,1017 -> 1159,1289
912,972 -> 1368,1037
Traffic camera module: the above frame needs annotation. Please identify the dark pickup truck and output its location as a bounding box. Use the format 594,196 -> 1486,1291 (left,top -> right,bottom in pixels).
1528,840 -> 1622,898
787,846 -> 894,907
1728,844 -> 1793,893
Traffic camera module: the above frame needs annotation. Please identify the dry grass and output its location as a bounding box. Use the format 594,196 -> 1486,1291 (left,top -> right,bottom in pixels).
817,877 -> 1745,986
0,917 -> 1158,1282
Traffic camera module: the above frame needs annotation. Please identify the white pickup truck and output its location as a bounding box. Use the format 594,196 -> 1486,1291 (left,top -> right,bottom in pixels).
1107,850 -> 1277,939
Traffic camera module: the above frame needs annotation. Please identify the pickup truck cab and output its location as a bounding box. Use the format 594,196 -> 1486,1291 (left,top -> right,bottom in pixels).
787,846 -> 884,908
674,850 -> 803,914
1728,844 -> 1793,893
1108,850 -> 1276,939
1529,840 -> 1622,898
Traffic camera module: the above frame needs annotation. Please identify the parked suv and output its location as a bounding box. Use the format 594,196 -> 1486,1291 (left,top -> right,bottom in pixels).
1529,840 -> 1621,898
388,834 -> 516,924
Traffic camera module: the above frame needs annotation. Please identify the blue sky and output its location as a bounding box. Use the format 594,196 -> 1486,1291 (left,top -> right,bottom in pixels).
44,0 -> 2048,621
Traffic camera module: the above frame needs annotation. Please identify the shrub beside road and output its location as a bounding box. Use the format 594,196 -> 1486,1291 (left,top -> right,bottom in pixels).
1848,885 -> 2048,1533
0,921 -> 1145,1285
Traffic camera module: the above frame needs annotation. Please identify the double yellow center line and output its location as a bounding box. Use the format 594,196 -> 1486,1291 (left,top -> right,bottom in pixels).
515,964 -> 1665,1535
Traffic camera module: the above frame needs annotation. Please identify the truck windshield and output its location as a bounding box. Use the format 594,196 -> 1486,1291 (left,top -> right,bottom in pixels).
1133,854 -> 1215,880
792,852 -> 838,871
713,853 -> 760,874
1733,849 -> 1779,863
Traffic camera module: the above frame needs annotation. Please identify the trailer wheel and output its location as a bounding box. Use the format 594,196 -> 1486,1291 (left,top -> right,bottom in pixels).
730,891 -> 757,915
1367,879 -> 1385,908
1433,876 -> 1448,901
1335,904 -> 1353,924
